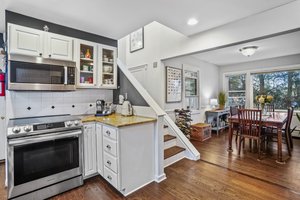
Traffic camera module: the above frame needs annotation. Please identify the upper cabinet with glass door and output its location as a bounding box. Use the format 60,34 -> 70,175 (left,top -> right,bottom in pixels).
75,40 -> 98,88
98,45 -> 117,89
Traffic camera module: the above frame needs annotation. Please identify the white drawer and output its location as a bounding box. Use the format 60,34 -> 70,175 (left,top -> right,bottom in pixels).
104,152 -> 118,173
103,125 -> 117,140
104,166 -> 118,189
103,137 -> 118,157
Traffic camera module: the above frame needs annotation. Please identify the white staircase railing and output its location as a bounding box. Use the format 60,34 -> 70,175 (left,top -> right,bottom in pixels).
117,58 -> 200,165
164,115 -> 200,160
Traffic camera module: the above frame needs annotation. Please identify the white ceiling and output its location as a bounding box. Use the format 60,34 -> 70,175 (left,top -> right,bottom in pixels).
192,30 -> 300,66
0,0 -> 295,39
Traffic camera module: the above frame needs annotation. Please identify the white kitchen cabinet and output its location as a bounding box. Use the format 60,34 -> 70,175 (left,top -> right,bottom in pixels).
8,23 -> 73,61
45,32 -> 73,61
98,45 -> 117,89
96,123 -> 103,176
75,40 -> 98,88
9,24 -> 44,57
102,123 -> 155,196
83,123 -> 97,178
0,97 -> 5,160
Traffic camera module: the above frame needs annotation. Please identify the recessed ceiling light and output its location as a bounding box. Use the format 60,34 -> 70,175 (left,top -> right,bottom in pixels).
239,46 -> 258,57
187,18 -> 198,26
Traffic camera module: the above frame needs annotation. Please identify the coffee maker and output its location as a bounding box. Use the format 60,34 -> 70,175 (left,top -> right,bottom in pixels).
96,99 -> 105,115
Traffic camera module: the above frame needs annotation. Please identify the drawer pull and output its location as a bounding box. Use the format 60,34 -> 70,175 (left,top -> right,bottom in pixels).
106,130 -> 111,135
107,175 -> 112,180
107,160 -> 111,165
106,145 -> 111,149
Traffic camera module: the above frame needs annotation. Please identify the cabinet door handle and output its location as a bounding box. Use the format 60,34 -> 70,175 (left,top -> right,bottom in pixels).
107,160 -> 111,165
106,145 -> 111,149
107,175 -> 112,180
106,130 -> 111,136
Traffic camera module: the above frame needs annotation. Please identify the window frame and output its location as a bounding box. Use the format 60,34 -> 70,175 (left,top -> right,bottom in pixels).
222,64 -> 300,112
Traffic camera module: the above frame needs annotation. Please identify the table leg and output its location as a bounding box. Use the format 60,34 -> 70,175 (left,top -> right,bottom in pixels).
227,122 -> 233,152
276,125 -> 285,164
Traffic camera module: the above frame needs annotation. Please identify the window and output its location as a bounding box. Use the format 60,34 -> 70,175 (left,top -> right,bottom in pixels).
184,70 -> 199,110
227,74 -> 246,107
252,70 -> 300,110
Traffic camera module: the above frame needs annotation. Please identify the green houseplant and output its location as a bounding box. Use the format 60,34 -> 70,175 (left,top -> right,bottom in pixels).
218,91 -> 226,110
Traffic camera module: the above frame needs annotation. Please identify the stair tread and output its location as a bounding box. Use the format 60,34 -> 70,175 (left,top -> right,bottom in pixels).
164,134 -> 176,142
164,146 -> 185,159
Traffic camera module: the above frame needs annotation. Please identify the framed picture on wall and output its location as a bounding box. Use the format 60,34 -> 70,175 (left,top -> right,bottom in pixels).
130,28 -> 144,53
166,66 -> 182,103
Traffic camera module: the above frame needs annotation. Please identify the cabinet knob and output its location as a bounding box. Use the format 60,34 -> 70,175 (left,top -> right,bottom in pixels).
49,54 -> 52,58
0,116 -> 4,120
107,160 -> 111,165
106,130 -> 111,135
39,53 -> 42,56
107,175 -> 112,180
106,145 -> 111,149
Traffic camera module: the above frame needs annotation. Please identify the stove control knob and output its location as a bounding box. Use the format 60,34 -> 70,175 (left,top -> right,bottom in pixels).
74,120 -> 80,126
66,121 -> 73,127
12,127 -> 21,134
24,125 -> 32,132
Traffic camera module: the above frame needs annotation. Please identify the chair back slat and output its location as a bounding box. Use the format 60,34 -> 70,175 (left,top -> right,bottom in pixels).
238,109 -> 262,137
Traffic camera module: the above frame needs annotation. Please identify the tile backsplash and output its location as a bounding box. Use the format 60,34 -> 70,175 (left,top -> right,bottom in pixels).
6,89 -> 113,119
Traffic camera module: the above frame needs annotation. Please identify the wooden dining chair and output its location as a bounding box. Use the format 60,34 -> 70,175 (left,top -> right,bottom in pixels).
238,109 -> 265,160
264,107 -> 294,156
230,106 -> 240,143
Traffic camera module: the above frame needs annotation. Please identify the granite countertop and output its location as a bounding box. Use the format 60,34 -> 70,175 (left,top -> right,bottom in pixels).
81,113 -> 157,127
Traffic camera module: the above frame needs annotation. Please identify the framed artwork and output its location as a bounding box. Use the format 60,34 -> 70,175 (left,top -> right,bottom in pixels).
166,66 -> 182,103
130,28 -> 144,53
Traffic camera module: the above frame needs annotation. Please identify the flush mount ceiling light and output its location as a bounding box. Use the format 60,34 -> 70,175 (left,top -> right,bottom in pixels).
239,46 -> 258,57
187,18 -> 198,26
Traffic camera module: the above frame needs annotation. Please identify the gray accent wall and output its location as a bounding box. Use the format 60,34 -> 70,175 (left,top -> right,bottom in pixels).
5,10 -> 117,47
113,69 -> 148,106
0,33 -> 3,48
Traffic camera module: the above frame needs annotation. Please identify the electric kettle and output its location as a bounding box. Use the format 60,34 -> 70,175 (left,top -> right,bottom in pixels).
121,100 -> 133,116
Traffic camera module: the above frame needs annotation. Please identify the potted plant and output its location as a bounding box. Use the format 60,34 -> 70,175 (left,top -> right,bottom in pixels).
218,91 -> 226,110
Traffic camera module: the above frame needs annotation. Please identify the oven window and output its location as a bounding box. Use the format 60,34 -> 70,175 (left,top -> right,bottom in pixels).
10,61 -> 65,84
14,137 -> 79,186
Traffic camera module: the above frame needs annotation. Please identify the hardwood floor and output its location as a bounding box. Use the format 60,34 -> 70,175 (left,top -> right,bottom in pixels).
1,130 -> 300,200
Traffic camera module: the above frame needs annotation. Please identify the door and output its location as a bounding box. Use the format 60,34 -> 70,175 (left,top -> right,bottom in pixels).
9,24 -> 44,57
0,97 -> 5,160
75,40 -> 98,88
96,124 -> 103,176
98,45 -> 117,89
46,33 -> 73,61
83,123 -> 97,178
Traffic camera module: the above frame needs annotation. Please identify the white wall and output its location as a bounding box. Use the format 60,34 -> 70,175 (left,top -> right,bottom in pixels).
6,89 -> 113,119
163,56 -> 219,123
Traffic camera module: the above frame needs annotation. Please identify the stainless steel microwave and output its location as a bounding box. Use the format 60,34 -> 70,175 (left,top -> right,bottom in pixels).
8,55 -> 76,91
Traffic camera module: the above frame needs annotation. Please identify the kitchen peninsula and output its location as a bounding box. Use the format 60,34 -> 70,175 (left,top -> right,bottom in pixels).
80,113 -> 157,196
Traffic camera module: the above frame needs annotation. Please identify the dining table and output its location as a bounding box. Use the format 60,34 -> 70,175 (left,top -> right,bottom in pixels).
227,112 -> 288,164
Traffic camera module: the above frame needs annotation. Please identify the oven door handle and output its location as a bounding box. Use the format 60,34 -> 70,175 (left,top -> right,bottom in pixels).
8,130 -> 82,146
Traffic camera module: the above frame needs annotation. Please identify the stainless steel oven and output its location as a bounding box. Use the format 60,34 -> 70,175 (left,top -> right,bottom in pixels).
7,115 -> 83,200
8,55 -> 76,91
